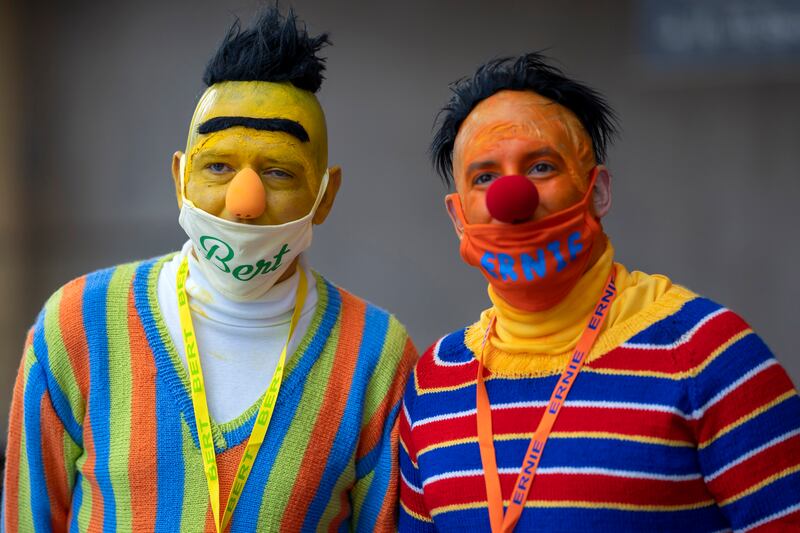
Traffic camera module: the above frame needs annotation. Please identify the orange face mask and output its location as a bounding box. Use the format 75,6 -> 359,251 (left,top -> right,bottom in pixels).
447,168 -> 602,312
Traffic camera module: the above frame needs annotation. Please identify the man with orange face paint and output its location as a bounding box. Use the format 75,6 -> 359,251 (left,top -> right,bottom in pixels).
4,8 -> 417,532
399,54 -> 800,532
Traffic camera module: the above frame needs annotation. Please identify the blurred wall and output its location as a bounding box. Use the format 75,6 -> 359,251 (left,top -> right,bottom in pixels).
2,0 -> 799,439
0,0 -> 24,449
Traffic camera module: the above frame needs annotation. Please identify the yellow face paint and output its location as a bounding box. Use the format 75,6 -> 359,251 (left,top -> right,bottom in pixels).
452,90 -> 596,225
180,80 -> 330,226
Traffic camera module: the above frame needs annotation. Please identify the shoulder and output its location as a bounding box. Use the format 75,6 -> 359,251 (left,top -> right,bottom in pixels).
39,253 -> 176,321
625,294 -> 752,356
24,253 -> 175,440
612,266 -> 752,356
31,253 -> 176,364
417,328 -> 476,370
403,328 -> 477,412
313,272 -> 418,373
619,291 -> 774,382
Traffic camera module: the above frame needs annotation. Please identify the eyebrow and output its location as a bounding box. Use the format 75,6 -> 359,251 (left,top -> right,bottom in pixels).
197,116 -> 310,142
465,147 -> 561,175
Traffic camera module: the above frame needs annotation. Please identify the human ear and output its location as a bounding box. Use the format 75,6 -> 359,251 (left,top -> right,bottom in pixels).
445,195 -> 465,240
312,166 -> 342,225
591,166 -> 612,219
171,151 -> 184,209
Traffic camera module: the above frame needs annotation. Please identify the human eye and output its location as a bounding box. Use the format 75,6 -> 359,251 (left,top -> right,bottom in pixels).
206,162 -> 235,175
528,162 -> 557,176
473,172 -> 498,186
262,168 -> 294,180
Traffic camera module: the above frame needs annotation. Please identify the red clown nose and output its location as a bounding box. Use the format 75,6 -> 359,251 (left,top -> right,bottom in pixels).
485,175 -> 540,224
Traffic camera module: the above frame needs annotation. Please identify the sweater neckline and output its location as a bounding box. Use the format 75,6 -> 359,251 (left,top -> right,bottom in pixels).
168,240 -> 317,328
463,274 -> 696,378
487,242 -> 615,355
136,253 -> 332,452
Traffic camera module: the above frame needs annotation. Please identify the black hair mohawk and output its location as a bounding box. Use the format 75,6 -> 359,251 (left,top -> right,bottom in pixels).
431,52 -> 619,186
203,6 -> 331,93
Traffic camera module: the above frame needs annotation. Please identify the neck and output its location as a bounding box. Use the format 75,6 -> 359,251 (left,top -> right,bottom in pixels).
189,246 -> 300,285
185,241 -> 307,327
464,235 -> 679,376
488,235 -> 613,355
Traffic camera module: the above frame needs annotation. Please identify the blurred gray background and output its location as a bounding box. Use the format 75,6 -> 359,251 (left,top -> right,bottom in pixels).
1,0 -> 799,440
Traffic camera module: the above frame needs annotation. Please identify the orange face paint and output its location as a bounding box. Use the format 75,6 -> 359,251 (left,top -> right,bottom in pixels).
452,90 -> 596,225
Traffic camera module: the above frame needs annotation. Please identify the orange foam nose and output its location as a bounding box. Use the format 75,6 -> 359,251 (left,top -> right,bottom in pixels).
226,168 -> 266,220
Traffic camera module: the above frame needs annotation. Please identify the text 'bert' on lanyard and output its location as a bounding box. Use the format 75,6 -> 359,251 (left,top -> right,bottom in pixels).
476,267 -> 617,533
177,256 -> 309,532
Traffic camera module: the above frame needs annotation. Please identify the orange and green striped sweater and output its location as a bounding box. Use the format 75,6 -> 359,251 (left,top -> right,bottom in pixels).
3,254 -> 417,532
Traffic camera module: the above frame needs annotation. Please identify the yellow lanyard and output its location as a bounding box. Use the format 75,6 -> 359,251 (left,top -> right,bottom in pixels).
176,257 -> 308,532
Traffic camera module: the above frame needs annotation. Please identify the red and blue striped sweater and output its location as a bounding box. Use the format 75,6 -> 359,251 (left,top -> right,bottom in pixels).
400,289 -> 800,531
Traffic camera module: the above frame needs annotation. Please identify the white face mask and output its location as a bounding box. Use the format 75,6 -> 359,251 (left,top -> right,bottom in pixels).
177,154 -> 329,301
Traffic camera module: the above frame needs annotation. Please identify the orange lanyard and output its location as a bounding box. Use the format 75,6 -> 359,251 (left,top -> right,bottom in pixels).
476,267 -> 617,533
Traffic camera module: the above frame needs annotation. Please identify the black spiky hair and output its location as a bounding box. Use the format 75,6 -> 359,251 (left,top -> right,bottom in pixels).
202,6 -> 331,93
430,52 -> 619,186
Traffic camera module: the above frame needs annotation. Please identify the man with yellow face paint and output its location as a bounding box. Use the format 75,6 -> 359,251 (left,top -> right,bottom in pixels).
4,8 -> 416,532
399,54 -> 800,532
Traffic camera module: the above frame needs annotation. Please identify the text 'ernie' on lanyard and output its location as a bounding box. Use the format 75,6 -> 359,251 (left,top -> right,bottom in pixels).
544,276 -> 615,420
477,267 -> 617,533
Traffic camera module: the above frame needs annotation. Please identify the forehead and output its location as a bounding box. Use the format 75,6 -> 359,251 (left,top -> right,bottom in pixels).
192,129 -> 309,164
188,81 -> 327,156
454,90 -> 592,166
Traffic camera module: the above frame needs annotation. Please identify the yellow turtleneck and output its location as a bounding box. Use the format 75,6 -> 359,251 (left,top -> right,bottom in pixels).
464,241 -> 697,377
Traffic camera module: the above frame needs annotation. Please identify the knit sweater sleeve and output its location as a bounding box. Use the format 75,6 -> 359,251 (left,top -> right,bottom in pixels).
682,306 -> 800,530
398,351 -> 437,532
4,324 -> 82,533
349,315 -> 419,532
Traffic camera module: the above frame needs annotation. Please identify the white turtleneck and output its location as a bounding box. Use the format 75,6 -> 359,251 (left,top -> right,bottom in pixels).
156,240 -> 318,423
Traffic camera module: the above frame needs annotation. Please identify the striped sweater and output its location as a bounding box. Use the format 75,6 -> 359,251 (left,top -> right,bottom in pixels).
4,254 -> 418,532
399,288 -> 800,531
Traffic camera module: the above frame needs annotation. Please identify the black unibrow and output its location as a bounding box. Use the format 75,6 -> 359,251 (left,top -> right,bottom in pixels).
197,116 -> 310,142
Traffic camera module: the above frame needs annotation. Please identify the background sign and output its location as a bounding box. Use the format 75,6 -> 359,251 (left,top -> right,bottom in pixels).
640,0 -> 800,65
